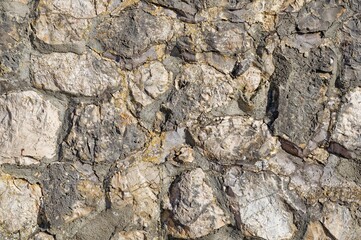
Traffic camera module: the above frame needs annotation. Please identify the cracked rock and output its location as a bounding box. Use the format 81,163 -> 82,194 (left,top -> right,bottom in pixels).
0,90 -> 65,164
0,172 -> 42,239
163,168 -> 229,239
31,50 -> 123,96
224,168 -> 296,240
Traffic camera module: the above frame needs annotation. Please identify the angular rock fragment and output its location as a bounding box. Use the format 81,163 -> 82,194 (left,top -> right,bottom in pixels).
303,221 -> 330,240
332,88 -> 361,157
128,61 -> 171,107
32,0 -> 96,52
0,2 -> 31,82
31,51 -> 123,96
0,90 -> 65,164
190,116 -> 267,164
224,168 -> 296,240
0,172 -> 42,239
322,202 -> 361,240
163,168 -> 229,239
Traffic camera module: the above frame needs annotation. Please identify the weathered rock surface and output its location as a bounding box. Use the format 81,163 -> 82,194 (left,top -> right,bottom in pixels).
31,51 -> 123,96
163,168 -> 229,239
1,0 -> 361,239
0,172 -> 42,239
224,168 -> 297,240
0,91 -> 65,164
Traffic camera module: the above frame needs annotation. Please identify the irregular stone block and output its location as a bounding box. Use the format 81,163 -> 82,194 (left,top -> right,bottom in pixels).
164,168 -> 229,239
92,8 -> 173,59
31,51 -> 123,96
267,46 -> 335,146
109,161 -> 161,238
224,169 -> 296,240
322,202 -> 361,240
190,116 -> 266,164
41,162 -> 105,232
62,101 -> 146,164
0,173 -> 42,239
332,88 -> 361,156
0,91 -> 65,164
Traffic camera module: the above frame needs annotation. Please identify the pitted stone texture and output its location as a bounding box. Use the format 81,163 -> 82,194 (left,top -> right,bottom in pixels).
267,46 -> 334,146
109,161 -> 161,238
93,7 -> 173,59
0,91 -> 65,164
164,168 -> 229,239
332,88 -> 361,155
32,0 -> 96,50
128,61 -> 171,107
31,51 -> 123,96
224,168 -> 296,240
191,116 -> 266,164
41,162 -> 105,233
322,202 -> 361,240
0,173 -> 42,239
62,100 -> 146,164
0,4 -> 30,81
163,64 -> 234,128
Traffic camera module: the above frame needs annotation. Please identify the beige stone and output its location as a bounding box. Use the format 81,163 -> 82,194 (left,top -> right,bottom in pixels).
303,221 -> 330,240
0,91 -> 65,164
0,173 -> 42,238
31,51 -> 122,96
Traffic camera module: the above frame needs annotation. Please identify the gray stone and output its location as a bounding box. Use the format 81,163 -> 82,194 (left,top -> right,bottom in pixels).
92,8 -> 173,60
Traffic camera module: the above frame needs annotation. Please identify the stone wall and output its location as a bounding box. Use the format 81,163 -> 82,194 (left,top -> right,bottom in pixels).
0,0 -> 360,239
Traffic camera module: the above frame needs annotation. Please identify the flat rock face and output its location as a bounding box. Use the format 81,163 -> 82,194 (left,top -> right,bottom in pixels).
2,0 -> 361,239
0,173 -> 42,239
0,90 -> 65,164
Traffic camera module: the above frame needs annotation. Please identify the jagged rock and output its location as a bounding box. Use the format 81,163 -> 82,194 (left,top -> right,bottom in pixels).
62,99 -> 146,164
322,202 -> 361,240
0,172 -> 42,239
224,168 -> 296,240
31,0 -> 96,52
163,168 -> 229,239
0,91 -> 65,164
31,51 -> 123,96
332,88 -> 361,157
0,1 -> 30,82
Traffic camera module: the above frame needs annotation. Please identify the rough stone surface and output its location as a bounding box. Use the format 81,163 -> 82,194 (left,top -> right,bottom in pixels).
0,90 -> 65,164
31,51 -> 123,96
0,172 -> 42,239
1,0 -> 361,239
